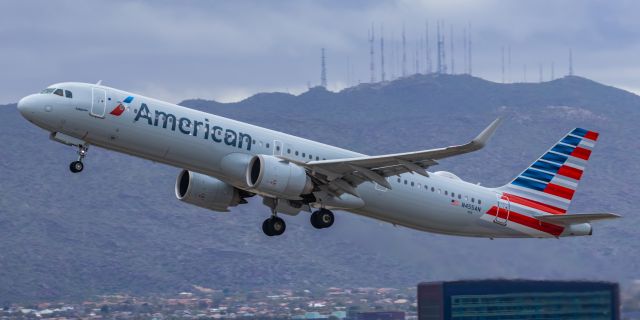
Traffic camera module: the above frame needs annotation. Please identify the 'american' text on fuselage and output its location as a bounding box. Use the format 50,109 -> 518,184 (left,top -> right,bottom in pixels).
134,103 -> 252,151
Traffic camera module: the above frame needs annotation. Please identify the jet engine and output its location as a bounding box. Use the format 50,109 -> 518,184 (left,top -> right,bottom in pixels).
175,170 -> 251,212
246,155 -> 313,199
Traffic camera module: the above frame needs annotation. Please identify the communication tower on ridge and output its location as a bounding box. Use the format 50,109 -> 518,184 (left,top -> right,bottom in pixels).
320,48 -> 327,88
369,24 -> 376,82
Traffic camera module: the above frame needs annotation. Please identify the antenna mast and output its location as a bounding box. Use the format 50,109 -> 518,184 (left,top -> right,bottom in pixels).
569,48 -> 574,76
467,22 -> 472,75
425,21 -> 431,73
402,24 -> 407,77
369,24 -> 376,82
321,48 -> 327,88
380,24 -> 385,82
450,25 -> 454,74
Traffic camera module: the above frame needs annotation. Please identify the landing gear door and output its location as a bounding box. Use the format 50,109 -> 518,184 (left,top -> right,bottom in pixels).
90,88 -> 107,118
494,194 -> 510,226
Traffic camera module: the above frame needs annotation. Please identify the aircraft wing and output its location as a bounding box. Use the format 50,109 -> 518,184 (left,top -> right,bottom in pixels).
536,213 -> 621,225
297,118 -> 502,196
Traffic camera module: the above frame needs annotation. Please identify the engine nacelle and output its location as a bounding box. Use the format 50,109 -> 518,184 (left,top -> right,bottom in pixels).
175,170 -> 243,212
246,155 -> 313,199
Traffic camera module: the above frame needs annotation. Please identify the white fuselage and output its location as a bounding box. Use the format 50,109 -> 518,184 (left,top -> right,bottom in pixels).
17,82 -> 589,238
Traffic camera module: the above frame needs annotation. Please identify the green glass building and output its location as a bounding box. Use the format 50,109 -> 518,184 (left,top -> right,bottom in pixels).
418,280 -> 619,320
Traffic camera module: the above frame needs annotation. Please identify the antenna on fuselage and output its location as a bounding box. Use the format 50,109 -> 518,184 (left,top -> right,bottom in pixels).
96,80 -> 103,85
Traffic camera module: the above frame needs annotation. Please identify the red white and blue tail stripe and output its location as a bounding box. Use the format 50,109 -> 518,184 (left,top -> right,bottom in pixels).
499,128 -> 598,214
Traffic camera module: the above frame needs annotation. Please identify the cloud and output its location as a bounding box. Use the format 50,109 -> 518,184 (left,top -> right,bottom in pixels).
0,0 -> 639,103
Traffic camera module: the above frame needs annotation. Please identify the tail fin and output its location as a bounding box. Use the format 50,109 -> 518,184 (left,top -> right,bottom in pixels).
498,128 -> 599,214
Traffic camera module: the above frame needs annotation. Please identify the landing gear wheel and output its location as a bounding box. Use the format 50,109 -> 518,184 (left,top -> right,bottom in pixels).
69,161 -> 84,173
262,216 -> 286,236
69,144 -> 89,173
310,209 -> 334,229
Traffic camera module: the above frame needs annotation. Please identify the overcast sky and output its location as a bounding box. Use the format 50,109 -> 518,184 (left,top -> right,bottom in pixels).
1,0 -> 639,104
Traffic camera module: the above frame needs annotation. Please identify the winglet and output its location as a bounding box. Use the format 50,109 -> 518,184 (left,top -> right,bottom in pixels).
470,117 -> 502,149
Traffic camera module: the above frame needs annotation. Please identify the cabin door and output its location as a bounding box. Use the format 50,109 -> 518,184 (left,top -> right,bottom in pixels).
90,88 -> 107,118
494,195 -> 510,226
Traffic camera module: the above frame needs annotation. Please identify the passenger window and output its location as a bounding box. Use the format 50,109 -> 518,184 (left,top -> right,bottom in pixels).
252,140 -> 256,145
471,198 -> 475,203
323,158 -> 326,160
287,148 -> 291,154
444,191 -> 448,196
458,194 -> 461,199
65,90 -> 73,98
295,151 -> 299,156
302,153 -> 306,157
276,146 -> 280,151
309,154 -> 313,159
452,192 -> 455,197
54,89 -> 63,96
411,182 -> 414,187
431,187 -> 435,192
478,200 -> 482,205
266,143 -> 270,148
404,180 -> 407,185
397,178 -> 401,183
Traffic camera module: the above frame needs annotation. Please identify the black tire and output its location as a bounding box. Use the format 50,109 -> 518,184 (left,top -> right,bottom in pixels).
262,217 -> 285,236
310,209 -> 334,229
319,209 -> 334,228
270,217 -> 286,236
69,161 -> 84,173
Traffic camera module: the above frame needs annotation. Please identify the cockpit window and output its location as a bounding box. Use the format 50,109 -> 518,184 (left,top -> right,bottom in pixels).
65,90 -> 73,98
40,88 -> 55,94
54,89 -> 64,96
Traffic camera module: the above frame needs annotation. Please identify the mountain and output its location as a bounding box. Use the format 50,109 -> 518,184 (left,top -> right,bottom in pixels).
0,74 -> 638,304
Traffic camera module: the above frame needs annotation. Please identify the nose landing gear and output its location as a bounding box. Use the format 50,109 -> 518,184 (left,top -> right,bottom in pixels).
69,145 -> 89,173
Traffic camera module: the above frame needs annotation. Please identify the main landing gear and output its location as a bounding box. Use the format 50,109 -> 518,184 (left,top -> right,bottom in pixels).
260,199 -> 335,236
310,208 -> 334,229
262,198 -> 286,237
69,145 -> 89,173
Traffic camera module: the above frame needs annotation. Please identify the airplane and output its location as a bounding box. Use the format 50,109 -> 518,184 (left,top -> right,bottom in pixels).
17,82 -> 619,238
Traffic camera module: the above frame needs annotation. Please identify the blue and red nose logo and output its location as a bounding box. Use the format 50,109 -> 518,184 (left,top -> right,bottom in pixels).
109,96 -> 134,116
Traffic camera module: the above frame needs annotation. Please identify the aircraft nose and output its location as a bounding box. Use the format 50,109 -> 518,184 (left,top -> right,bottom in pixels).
18,94 -> 43,121
17,94 -> 39,119
17,96 -> 27,113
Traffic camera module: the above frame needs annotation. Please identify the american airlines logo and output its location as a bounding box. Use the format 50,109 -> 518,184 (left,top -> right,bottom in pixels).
110,96 -> 134,116
133,103 -> 253,151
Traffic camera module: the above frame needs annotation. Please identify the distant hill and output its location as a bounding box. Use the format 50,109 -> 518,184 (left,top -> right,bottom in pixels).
0,74 -> 638,304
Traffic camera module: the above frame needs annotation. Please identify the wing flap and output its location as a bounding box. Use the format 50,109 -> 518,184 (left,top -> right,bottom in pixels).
536,213 -> 620,225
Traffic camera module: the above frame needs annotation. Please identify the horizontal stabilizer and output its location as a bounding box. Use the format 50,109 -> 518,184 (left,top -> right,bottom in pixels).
536,213 -> 620,225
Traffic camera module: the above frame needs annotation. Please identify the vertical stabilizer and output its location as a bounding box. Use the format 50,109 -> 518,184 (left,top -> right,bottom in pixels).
498,128 -> 599,214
